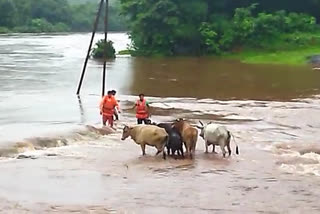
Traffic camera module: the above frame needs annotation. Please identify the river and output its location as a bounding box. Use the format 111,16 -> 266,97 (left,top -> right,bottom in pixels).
0,32 -> 320,213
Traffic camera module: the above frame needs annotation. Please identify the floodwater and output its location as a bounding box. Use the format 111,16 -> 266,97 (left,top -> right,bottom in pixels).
0,33 -> 320,213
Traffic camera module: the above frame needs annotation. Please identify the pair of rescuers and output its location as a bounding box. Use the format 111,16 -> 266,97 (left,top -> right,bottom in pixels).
100,92 -> 150,127
100,90 -> 120,128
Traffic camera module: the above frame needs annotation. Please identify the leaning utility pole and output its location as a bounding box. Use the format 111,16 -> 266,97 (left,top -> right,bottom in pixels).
76,0 -> 109,97
102,0 -> 109,97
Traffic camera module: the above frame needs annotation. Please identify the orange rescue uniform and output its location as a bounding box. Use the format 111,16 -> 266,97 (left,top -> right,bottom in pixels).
100,96 -> 119,127
136,99 -> 148,119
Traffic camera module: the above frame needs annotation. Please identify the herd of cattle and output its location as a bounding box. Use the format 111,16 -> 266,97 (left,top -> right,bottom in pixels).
121,118 -> 239,159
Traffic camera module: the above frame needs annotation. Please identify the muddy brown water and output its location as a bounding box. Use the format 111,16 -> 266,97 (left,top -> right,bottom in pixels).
0,33 -> 320,213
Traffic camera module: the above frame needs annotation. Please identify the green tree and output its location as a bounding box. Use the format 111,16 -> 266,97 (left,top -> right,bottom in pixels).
0,0 -> 126,33
121,0 -> 319,56
0,0 -> 18,27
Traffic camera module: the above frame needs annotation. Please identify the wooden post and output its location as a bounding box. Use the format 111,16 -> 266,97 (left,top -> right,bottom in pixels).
76,0 -> 104,95
102,0 -> 109,97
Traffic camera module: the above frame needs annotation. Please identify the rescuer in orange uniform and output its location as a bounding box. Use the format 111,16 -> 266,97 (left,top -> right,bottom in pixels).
134,93 -> 150,124
100,90 -> 120,128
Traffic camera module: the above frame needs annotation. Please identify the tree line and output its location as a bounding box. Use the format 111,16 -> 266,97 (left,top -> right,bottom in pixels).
120,0 -> 320,56
0,0 -> 126,33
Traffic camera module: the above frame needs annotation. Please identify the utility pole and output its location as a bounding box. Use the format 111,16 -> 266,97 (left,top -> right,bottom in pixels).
76,0 -> 109,97
102,0 -> 109,97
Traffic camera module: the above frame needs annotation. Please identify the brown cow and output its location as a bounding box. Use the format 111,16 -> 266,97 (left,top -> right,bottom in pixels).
121,125 -> 168,159
172,118 -> 198,159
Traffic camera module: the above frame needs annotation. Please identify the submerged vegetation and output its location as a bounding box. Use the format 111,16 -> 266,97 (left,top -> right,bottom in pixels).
0,0 -> 126,33
91,40 -> 116,59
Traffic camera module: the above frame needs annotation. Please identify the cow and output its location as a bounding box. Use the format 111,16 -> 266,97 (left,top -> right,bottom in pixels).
156,123 -> 184,158
172,118 -> 198,159
121,125 -> 168,159
197,121 -> 239,157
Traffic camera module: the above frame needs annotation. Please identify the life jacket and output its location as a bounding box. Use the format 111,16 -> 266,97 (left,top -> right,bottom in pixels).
136,99 -> 148,119
101,96 -> 117,116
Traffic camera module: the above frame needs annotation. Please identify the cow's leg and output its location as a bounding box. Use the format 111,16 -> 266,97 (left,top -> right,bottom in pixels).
166,145 -> 171,155
162,149 -> 166,160
140,144 -> 146,156
184,142 -> 189,156
219,139 -> 226,158
212,145 -> 216,153
185,143 -> 191,159
188,142 -> 193,159
227,143 -> 232,157
205,141 -> 209,153
156,146 -> 162,155
180,145 -> 184,158
172,149 -> 176,155
190,147 -> 194,159
192,143 -> 196,158
156,144 -> 166,160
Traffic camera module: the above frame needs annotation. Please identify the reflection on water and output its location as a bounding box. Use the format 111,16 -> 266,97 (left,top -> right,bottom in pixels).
128,57 -> 320,100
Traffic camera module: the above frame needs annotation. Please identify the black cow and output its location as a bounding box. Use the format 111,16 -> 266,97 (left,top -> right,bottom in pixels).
156,123 -> 184,158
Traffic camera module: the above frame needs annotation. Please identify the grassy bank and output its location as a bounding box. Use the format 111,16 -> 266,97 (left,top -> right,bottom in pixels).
225,46 -> 320,65
119,45 -> 320,65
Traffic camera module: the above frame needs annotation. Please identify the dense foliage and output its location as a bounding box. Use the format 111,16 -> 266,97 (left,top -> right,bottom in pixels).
91,39 -> 116,59
0,0 -> 126,33
120,0 -> 320,56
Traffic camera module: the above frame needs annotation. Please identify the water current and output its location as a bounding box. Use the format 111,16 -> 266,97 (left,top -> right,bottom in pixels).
0,32 -> 320,213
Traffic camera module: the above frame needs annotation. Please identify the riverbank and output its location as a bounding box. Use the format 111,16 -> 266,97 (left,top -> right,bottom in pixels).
225,46 -> 320,65
118,46 -> 320,65
118,32 -> 320,65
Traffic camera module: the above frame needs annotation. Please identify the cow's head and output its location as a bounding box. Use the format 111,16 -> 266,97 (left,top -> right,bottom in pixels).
196,120 -> 205,139
121,125 -> 132,140
172,118 -> 186,132
197,120 -> 212,139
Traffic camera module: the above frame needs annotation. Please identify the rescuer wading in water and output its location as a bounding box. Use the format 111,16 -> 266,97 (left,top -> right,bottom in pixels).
133,93 -> 150,124
100,90 -> 120,128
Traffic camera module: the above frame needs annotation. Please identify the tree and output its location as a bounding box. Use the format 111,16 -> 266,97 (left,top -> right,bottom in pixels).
0,0 -> 126,33
121,0 -> 320,56
0,0 -> 18,27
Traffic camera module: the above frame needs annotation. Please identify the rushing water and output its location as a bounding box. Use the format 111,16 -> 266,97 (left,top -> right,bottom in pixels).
0,33 -> 320,213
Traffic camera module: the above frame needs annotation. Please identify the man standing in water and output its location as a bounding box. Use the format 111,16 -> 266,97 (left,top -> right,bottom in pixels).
100,91 -> 120,128
134,93 -> 150,124
111,90 -> 119,121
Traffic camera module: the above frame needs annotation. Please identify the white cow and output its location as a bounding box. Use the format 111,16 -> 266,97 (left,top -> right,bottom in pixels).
197,121 -> 239,157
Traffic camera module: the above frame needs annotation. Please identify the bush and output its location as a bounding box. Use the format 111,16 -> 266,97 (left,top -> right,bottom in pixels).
198,4 -> 319,54
118,49 -> 131,55
199,22 -> 220,54
11,19 -> 70,33
53,22 -> 71,32
0,27 -> 10,34
30,18 -> 54,32
91,39 -> 116,59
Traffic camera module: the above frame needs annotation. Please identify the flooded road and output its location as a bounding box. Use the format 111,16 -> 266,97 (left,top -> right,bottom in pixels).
0,33 -> 320,213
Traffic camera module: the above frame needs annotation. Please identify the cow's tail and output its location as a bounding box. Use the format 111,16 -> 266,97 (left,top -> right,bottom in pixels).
228,131 -> 239,155
190,131 -> 198,159
162,135 -> 169,160
192,133 -> 198,149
